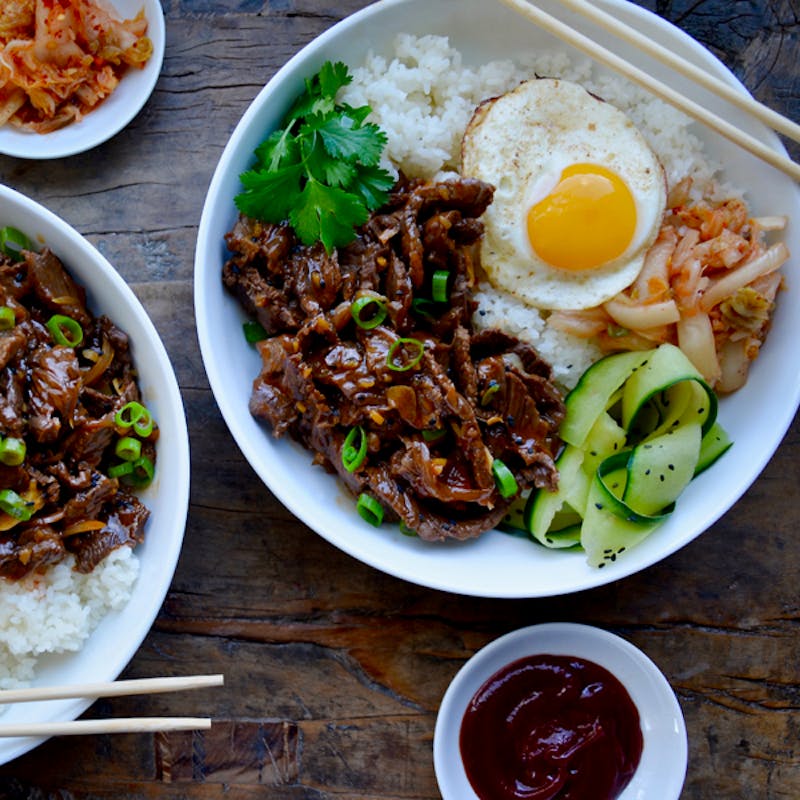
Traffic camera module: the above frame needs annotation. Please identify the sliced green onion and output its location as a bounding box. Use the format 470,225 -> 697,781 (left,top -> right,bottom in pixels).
0,226 -> 33,261
115,401 -> 154,437
399,521 -> 418,537
0,488 -> 33,521
0,306 -> 14,330
351,294 -> 387,330
422,428 -> 446,443
130,456 -> 155,488
432,269 -> 451,303
115,436 -> 142,462
0,437 -> 26,466
357,493 -> 384,527
480,380 -> 500,406
492,458 -> 519,499
386,337 -> 424,372
108,461 -> 134,479
46,314 -> 83,347
243,320 -> 268,343
342,425 -> 368,473
411,298 -> 437,320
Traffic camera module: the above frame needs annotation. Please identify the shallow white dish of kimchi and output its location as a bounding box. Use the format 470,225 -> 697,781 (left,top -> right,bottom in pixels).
0,0 -> 164,159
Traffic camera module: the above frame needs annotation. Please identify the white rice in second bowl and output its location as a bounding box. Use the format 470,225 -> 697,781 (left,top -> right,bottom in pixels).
0,547 -> 139,689
340,34 -> 731,389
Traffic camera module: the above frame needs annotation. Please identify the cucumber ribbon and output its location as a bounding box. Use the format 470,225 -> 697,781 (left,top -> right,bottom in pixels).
520,343 -> 732,567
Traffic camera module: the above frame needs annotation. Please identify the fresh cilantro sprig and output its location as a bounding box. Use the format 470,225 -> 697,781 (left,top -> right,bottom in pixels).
235,61 -> 394,253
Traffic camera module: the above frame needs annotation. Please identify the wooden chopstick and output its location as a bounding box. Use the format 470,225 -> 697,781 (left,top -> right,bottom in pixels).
0,718 -> 211,738
496,0 -> 800,182
554,0 -> 800,145
0,674 -> 224,704
0,674 -> 224,738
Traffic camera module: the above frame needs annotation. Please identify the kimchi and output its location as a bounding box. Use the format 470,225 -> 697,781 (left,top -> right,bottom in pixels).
0,0 -> 153,133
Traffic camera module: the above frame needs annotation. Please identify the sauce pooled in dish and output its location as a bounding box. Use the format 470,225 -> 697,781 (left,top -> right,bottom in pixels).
459,654 -> 643,800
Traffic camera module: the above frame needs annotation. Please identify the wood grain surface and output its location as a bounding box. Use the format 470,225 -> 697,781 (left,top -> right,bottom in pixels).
0,0 -> 798,797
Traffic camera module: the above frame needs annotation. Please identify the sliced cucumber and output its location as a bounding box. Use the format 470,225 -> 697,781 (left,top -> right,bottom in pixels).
582,477 -> 663,569
621,343 -> 717,436
696,421 -> 733,475
525,445 -> 589,546
525,343 -> 731,565
623,422 -> 701,516
502,488 -> 531,533
581,410 -> 628,478
561,350 -> 651,448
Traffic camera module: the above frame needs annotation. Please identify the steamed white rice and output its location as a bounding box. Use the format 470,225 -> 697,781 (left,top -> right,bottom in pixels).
340,34 -> 732,389
0,547 -> 139,689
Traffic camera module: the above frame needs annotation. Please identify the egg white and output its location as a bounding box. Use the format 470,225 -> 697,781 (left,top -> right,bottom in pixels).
462,78 -> 667,310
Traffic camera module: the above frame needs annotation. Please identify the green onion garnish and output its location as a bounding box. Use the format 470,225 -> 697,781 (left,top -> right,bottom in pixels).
411,298 -> 437,320
386,337 -> 424,372
0,307 -> 14,330
351,294 -> 388,330
115,401 -> 154,438
480,380 -> 500,406
357,493 -> 384,527
0,488 -> 33,521
399,521 -> 418,537
0,437 -> 26,466
492,458 -> 519,499
432,269 -> 450,303
108,461 -> 134,479
46,314 -> 83,347
0,226 -> 33,261
130,456 -> 155,488
243,320 -> 268,343
115,436 -> 142,462
422,428 -> 446,443
342,425 -> 368,473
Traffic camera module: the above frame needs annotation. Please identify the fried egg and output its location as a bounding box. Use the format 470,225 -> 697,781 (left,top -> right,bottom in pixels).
462,78 -> 667,310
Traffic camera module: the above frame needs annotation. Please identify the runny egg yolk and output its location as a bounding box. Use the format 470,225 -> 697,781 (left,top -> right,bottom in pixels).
526,163 -> 637,272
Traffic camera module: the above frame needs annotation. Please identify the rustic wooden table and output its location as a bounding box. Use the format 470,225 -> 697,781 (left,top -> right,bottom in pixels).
0,0 -> 798,797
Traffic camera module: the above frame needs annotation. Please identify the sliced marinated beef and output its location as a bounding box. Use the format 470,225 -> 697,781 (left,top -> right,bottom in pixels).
24,248 -> 89,325
67,491 -> 149,573
224,176 -> 565,542
0,249 -> 154,581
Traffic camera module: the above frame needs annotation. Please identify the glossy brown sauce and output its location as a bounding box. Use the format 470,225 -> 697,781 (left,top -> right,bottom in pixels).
459,654 -> 643,800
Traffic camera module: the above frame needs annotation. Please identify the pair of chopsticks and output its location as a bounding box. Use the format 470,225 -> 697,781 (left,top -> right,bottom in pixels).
497,0 -> 800,182
0,674 -> 224,737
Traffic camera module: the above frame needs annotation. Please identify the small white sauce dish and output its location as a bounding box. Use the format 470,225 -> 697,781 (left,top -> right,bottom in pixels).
434,622 -> 688,800
0,0 -> 165,160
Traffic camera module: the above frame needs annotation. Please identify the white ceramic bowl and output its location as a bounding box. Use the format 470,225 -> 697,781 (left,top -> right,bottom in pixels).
434,623 -> 688,800
0,0 -> 165,159
194,0 -> 800,598
0,184 -> 189,765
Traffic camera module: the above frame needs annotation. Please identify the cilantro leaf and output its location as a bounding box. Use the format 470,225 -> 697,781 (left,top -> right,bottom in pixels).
290,180 -> 369,252
318,61 -> 352,98
233,60 -> 392,253
287,61 -> 351,121
235,163 -> 303,222
348,164 -> 395,209
254,127 -> 300,172
310,115 -> 387,167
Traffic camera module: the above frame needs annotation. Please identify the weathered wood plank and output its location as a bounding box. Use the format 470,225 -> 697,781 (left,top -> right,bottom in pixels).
0,0 -> 798,798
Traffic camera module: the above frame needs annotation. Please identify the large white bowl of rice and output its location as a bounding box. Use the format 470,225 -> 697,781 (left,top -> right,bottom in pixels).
0,184 -> 189,764
195,0 -> 800,598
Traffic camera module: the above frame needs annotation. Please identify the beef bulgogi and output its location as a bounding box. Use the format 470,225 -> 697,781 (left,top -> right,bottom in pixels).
0,244 -> 155,579
223,177 -> 565,542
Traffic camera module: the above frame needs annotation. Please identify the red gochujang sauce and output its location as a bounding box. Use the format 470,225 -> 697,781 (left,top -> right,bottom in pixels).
459,654 -> 643,800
